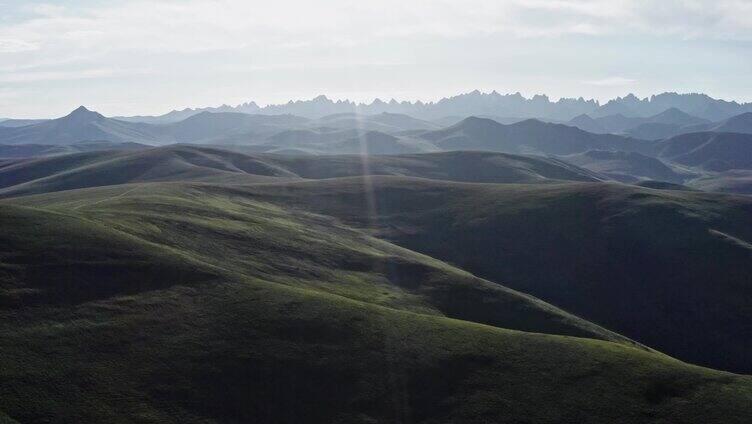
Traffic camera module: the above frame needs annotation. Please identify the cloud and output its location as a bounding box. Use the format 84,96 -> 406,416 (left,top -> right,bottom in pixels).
1,0 -> 751,58
0,0 -> 750,116
0,38 -> 37,53
0,67 -> 155,83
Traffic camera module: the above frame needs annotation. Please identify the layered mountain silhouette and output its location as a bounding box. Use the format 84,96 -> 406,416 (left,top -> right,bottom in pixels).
709,112 -> 752,133
560,150 -> 686,183
569,109 -> 752,140
6,104 -> 752,195
111,91 -> 752,123
0,107 -> 159,145
657,132 -> 752,171
420,116 -> 655,155
568,108 -> 712,139
0,108 -> 311,147
151,111 -> 309,144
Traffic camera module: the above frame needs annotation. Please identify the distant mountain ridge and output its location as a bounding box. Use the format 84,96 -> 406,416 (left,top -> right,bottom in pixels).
567,107 -> 752,140
421,116 -> 656,156
0,107 -> 160,146
114,91 -> 752,123
657,132 -> 752,171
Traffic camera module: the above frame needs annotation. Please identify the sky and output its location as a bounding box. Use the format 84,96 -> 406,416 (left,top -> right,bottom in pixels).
0,0 -> 751,118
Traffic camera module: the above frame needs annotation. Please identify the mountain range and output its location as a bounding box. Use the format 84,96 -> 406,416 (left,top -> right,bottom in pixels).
568,108 -> 752,139
106,91 -> 752,123
6,105 -> 752,194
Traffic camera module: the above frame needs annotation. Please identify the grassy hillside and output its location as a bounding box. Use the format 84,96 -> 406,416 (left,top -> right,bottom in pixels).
266,150 -> 601,182
226,177 -> 752,373
0,146 -> 602,198
0,145 -> 298,198
3,184 -> 752,423
5,184 -> 628,340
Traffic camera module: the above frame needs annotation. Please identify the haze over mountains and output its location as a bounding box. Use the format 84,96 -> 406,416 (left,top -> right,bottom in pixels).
105,91 -> 752,123
4,91 -> 752,196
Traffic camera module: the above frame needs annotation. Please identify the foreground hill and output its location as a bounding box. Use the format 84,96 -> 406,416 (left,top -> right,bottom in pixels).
422,117 -> 656,155
232,177 -> 752,373
2,183 -> 752,422
0,146 -> 601,198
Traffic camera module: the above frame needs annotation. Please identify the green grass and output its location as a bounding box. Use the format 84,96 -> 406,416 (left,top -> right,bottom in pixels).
2,182 -> 752,422
0,146 -> 604,200
177,176 -> 752,374
0,145 -> 297,198
4,183 -> 628,341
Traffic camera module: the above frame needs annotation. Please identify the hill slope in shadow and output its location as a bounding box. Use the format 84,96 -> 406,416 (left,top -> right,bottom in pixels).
3,184 -> 752,422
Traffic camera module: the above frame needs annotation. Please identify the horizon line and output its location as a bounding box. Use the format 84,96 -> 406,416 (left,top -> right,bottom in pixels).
4,90 -> 751,120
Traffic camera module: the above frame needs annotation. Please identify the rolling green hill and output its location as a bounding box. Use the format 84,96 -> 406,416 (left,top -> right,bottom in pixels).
224,177 -> 752,374
0,145 -> 298,198
3,183 -> 752,423
5,151 -> 751,375
0,146 -> 601,198
264,150 -> 601,182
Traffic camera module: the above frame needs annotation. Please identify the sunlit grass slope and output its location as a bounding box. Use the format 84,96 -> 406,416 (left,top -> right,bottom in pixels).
0,146 -> 602,199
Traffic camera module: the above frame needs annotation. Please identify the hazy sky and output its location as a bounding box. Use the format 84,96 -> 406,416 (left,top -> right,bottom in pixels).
1,0 -> 751,118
